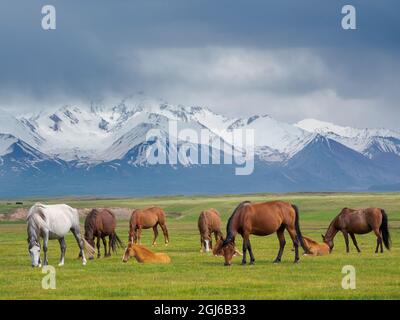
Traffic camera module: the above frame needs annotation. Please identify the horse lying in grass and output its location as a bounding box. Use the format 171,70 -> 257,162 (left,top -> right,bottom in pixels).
84,208 -> 123,259
323,207 -> 391,253
129,207 -> 169,246
122,243 -> 171,264
27,203 -> 95,267
301,236 -> 330,256
198,208 -> 223,252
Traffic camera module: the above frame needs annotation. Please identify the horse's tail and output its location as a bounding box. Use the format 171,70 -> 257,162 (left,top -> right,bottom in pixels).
110,233 -> 123,253
380,209 -> 391,250
223,201 -> 251,246
292,204 -> 310,254
82,238 -> 96,257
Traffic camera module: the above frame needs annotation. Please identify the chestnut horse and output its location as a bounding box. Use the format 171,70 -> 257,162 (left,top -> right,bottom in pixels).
129,207 -> 169,246
122,243 -> 171,264
214,201 -> 308,266
322,207 -> 391,253
84,208 -> 123,259
301,236 -> 330,256
198,209 -> 223,252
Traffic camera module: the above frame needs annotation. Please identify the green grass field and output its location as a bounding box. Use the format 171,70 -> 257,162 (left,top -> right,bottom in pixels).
0,193 -> 399,300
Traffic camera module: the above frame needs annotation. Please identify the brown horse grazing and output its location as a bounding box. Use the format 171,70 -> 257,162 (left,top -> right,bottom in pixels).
301,236 -> 330,256
129,207 -> 169,246
198,209 -> 224,252
322,207 -> 391,253
84,209 -> 123,259
122,243 -> 171,264
214,201 -> 308,266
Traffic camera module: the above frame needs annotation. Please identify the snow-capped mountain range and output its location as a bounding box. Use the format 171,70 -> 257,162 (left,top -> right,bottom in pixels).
1,95 -> 400,196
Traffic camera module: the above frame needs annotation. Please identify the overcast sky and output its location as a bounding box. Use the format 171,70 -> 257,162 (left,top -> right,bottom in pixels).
0,0 -> 399,128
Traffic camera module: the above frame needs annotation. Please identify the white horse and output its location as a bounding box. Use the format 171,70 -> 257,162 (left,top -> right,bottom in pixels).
26,203 -> 94,267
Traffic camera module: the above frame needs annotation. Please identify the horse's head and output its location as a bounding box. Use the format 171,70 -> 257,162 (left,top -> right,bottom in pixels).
321,234 -> 334,252
213,238 -> 241,266
28,239 -> 41,267
122,242 -> 136,263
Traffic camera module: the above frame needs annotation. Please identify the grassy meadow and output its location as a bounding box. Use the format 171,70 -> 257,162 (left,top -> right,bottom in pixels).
0,193 -> 399,300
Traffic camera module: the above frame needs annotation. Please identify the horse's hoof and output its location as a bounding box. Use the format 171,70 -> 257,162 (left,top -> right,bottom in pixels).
294,260 -> 300,264
58,263 -> 64,267
82,261 -> 87,266
249,261 -> 255,265
241,261 -> 247,265
273,260 -> 281,264
224,263 -> 231,266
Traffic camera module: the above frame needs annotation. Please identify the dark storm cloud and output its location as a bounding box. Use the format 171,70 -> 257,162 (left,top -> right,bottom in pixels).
0,0 -> 399,128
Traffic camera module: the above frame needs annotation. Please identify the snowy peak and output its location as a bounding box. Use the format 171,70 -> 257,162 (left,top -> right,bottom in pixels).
296,118 -> 400,157
296,118 -> 400,139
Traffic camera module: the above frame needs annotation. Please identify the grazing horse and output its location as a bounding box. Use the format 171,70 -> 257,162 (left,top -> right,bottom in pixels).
84,208 -> 123,259
26,203 -> 94,267
301,236 -> 330,256
214,201 -> 308,266
122,243 -> 171,264
198,209 -> 223,252
322,207 -> 391,253
129,207 -> 169,246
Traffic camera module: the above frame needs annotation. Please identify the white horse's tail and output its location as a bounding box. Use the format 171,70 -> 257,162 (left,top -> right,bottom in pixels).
82,237 -> 96,257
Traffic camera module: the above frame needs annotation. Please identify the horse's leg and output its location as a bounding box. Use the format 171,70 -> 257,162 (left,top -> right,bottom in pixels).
214,231 -> 219,244
96,236 -> 101,258
241,238 -> 247,265
206,232 -> 212,250
349,233 -> 361,253
286,226 -> 299,263
102,237 -> 108,257
137,227 -> 142,245
373,228 -> 383,253
108,235 -> 112,256
152,225 -> 159,246
200,235 -> 204,252
273,226 -> 286,264
247,238 -> 255,265
43,230 -> 49,266
58,237 -> 66,266
342,231 -> 350,253
71,227 -> 87,265
160,223 -> 169,245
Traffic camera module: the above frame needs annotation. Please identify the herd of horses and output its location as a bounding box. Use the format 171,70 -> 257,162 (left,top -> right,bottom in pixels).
26,200 -> 391,267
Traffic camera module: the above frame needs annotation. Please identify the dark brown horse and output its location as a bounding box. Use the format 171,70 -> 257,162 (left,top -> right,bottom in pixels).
322,207 -> 391,253
84,208 -> 123,259
198,209 -> 224,252
129,207 -> 169,246
214,201 -> 308,266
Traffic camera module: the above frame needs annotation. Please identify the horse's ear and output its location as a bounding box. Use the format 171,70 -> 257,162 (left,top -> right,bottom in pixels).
321,234 -> 325,241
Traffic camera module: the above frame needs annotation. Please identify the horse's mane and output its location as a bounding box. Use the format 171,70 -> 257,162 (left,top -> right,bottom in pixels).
224,201 -> 251,245
26,204 -> 47,230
